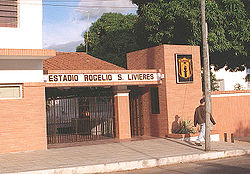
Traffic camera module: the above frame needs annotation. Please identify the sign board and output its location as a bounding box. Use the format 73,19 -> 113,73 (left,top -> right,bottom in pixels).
175,54 -> 193,83
45,73 -> 161,83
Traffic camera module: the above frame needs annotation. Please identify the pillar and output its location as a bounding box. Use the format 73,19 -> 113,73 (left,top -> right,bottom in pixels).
113,86 -> 131,139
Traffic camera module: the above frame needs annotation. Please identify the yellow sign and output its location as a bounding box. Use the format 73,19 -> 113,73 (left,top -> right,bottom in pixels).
178,58 -> 193,79
175,54 -> 193,83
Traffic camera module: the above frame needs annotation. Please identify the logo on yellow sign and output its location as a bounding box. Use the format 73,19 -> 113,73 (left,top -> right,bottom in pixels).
178,57 -> 193,79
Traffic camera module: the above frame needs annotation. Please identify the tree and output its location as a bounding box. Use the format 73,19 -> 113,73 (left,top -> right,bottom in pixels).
131,0 -> 249,71
201,69 -> 219,92
79,13 -> 139,68
76,43 -> 85,52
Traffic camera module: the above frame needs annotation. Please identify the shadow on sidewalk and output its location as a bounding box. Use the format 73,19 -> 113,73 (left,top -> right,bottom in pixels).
165,138 -> 205,151
235,137 -> 250,143
115,138 -> 205,160
117,142 -> 162,159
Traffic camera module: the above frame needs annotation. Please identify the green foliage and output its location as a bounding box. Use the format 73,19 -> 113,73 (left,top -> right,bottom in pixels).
76,43 -> 85,52
201,69 -> 219,92
131,0 -> 249,71
174,120 -> 196,134
80,13 -> 140,68
245,74 -> 250,82
210,70 -> 219,91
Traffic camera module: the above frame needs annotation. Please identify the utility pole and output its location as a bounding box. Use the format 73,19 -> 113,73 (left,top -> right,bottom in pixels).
78,9 -> 90,54
201,0 -> 211,151
86,11 -> 90,54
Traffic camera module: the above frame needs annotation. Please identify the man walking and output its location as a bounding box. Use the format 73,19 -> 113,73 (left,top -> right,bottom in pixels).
194,98 -> 216,146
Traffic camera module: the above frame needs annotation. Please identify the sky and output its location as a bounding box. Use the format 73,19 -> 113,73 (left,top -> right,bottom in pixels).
42,0 -> 137,52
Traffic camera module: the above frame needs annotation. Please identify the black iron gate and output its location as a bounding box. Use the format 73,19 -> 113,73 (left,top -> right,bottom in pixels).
129,94 -> 144,137
46,96 -> 115,144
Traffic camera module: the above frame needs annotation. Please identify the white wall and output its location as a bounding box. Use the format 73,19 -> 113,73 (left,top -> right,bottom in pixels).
212,66 -> 248,91
0,0 -> 42,49
0,70 -> 44,83
0,59 -> 44,83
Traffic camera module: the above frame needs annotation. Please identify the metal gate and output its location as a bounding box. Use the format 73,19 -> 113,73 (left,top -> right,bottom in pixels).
46,96 -> 115,144
129,94 -> 144,137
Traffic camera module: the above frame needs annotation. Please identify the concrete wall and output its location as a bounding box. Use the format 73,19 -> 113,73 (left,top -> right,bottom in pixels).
211,90 -> 250,138
0,0 -> 42,49
0,83 -> 47,154
127,45 -> 203,137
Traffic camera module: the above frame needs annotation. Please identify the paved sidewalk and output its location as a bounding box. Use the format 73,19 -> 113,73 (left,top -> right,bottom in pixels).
0,138 -> 250,174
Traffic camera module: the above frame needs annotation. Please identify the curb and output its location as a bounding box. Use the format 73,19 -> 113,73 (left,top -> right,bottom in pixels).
11,149 -> 250,174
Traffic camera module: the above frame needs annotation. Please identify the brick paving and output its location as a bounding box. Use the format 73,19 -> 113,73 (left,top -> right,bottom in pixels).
0,138 -> 250,174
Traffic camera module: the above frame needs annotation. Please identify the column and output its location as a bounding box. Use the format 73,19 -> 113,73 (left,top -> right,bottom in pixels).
113,86 -> 131,140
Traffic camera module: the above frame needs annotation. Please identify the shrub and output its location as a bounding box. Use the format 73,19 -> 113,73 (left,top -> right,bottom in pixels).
174,120 -> 196,134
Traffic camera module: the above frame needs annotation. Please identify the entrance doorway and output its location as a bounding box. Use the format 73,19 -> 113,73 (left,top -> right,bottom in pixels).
129,90 -> 144,137
46,87 -> 115,144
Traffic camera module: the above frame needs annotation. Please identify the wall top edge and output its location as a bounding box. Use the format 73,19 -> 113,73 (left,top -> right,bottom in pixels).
44,69 -> 162,74
127,44 -> 200,56
0,49 -> 56,59
211,90 -> 250,95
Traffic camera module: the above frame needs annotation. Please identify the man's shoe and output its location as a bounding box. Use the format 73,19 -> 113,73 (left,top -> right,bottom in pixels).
195,142 -> 202,146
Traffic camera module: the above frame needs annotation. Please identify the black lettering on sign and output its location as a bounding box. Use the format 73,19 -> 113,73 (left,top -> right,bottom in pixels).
48,75 -> 53,82
139,74 -> 143,80
74,75 -> 78,81
128,74 -> 132,80
67,75 -> 72,81
98,75 -> 101,81
89,75 -> 93,81
63,75 -> 67,81
150,74 -> 154,80
48,74 -> 80,82
83,74 -> 113,81
132,74 -> 136,80
118,74 -> 122,80
127,73 -> 156,81
58,75 -> 62,81
108,75 -> 112,81
93,75 -> 98,81
54,75 -> 58,82
84,75 -> 88,81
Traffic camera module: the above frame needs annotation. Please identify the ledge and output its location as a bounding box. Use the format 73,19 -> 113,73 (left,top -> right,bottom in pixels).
167,130 -> 220,139
0,49 -> 56,59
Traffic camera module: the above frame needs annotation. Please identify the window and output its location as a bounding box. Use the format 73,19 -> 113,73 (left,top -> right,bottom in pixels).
150,87 -> 160,114
0,0 -> 18,28
215,79 -> 225,91
0,85 -> 22,99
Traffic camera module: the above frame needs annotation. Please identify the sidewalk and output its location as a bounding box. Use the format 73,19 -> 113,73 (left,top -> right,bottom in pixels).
0,138 -> 250,174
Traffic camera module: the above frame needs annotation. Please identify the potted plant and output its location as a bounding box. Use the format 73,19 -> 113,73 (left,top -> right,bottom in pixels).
175,120 -> 196,134
168,120 -> 196,139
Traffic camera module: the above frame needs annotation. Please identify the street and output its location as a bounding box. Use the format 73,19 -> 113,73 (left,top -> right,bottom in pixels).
110,154 -> 250,174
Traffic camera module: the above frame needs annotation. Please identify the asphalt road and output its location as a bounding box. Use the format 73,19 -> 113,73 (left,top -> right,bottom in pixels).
110,154 -> 250,174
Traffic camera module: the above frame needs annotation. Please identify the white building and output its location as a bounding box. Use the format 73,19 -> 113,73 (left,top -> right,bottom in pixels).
0,0 -> 55,98
0,0 -> 55,153
212,66 -> 249,91
0,0 -> 42,49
